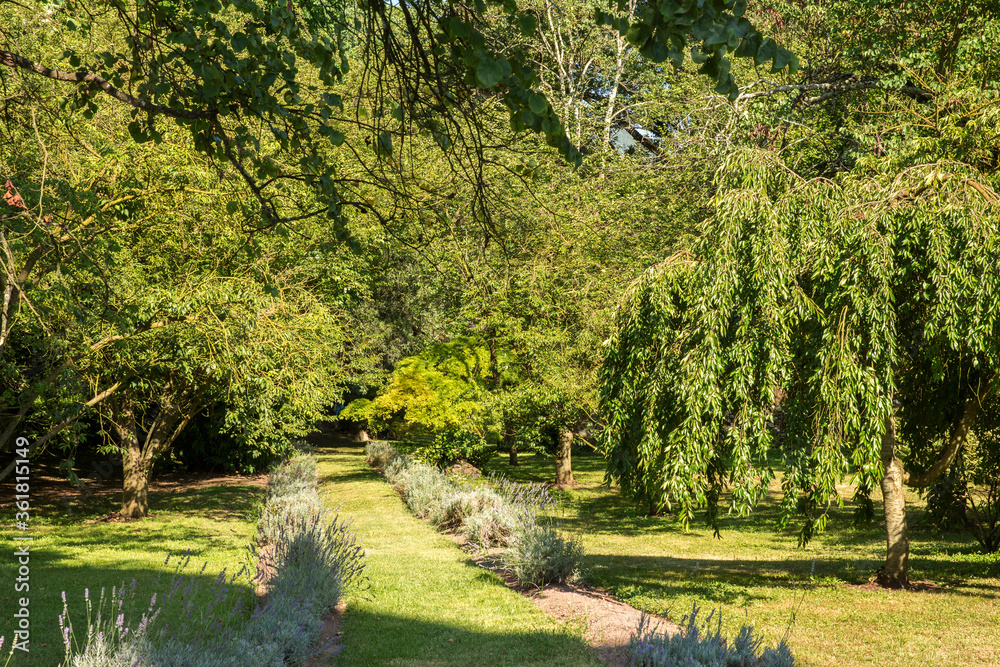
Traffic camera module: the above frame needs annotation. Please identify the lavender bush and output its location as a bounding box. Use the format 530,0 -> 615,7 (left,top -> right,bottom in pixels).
627,603 -> 796,667
500,523 -> 584,587
364,439 -> 400,469
256,453 -> 324,544
60,451 -> 367,666
365,440 -> 584,584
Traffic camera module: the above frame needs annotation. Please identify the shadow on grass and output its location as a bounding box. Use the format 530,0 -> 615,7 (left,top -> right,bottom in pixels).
22,482 -> 265,527
583,552 -> 1000,604
317,468 -> 383,487
337,608 -> 600,667
0,551 -> 256,667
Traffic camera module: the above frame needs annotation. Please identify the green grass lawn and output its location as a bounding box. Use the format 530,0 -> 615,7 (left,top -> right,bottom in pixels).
0,470 -> 262,667
9,442 -> 995,667
312,436 -> 601,667
480,450 -> 1000,667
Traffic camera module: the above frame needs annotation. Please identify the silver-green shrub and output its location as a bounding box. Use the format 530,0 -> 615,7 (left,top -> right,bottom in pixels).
364,440 -> 399,469
395,462 -> 454,520
60,451 -> 367,667
368,441 -> 586,585
256,454 -> 325,545
500,523 -> 584,587
626,603 -> 796,667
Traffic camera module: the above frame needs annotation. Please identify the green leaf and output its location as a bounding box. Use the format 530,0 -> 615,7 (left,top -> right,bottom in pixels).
232,32 -> 248,52
787,52 -> 800,75
771,47 -> 792,73
127,120 -> 148,143
646,39 -> 670,63
528,92 -> 547,114
449,17 -> 471,41
627,23 -> 653,48
320,125 -> 346,145
377,131 -> 393,156
755,38 -> 777,66
734,32 -> 761,58
706,28 -> 728,46
518,14 -> 538,37
729,17 -> 753,38
476,58 -> 504,88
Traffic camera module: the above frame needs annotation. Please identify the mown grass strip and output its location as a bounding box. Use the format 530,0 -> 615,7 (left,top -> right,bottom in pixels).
313,438 -> 601,666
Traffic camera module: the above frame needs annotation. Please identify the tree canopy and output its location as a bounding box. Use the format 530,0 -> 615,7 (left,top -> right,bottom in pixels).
601,148 -> 1000,586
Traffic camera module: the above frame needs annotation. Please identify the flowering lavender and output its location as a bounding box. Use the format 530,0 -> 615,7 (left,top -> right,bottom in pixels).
59,451 -> 367,667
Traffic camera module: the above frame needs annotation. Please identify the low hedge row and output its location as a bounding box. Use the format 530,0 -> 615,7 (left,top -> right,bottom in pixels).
59,450 -> 367,666
365,440 -> 583,587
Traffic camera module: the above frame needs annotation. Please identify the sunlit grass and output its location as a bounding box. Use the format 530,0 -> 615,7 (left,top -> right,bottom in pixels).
482,450 -> 1000,667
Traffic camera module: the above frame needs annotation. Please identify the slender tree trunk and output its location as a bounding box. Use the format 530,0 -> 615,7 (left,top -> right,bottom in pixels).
121,444 -> 150,519
877,414 -> 910,588
556,429 -> 574,486
505,417 -> 517,466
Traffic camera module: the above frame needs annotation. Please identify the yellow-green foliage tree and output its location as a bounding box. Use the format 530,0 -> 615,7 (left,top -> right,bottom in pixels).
342,337 -> 500,436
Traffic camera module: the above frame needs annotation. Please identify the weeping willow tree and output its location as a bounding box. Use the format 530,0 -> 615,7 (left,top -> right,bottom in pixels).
600,150 -> 1000,588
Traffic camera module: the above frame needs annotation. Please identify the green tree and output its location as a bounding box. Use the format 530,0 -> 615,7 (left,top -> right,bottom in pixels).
341,336 -> 496,436
601,149 -> 1000,587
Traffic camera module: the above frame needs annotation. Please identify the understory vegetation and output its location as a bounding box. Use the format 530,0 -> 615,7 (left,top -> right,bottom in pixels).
366,440 -> 583,586
628,604 -> 794,667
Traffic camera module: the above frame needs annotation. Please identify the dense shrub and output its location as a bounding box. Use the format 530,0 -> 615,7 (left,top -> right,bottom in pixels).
415,429 -> 495,468
627,603 -> 796,667
500,523 -> 584,587
439,488 -> 522,547
169,404 -> 297,474
364,439 -> 400,468
394,461 -> 455,521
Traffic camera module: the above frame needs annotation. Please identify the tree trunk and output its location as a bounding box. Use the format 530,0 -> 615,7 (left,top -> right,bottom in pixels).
877,414 -> 910,588
556,429 -> 574,486
114,393 -> 190,519
121,441 -> 150,519
505,417 -> 517,466
114,401 -> 150,519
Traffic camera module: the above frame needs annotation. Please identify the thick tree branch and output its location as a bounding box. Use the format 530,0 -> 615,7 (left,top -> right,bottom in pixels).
0,49 -> 215,120
905,373 -> 993,488
737,76 -> 932,108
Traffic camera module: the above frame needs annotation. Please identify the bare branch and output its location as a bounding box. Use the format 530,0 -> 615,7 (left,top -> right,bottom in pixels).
0,49 -> 215,120
736,75 -> 932,108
